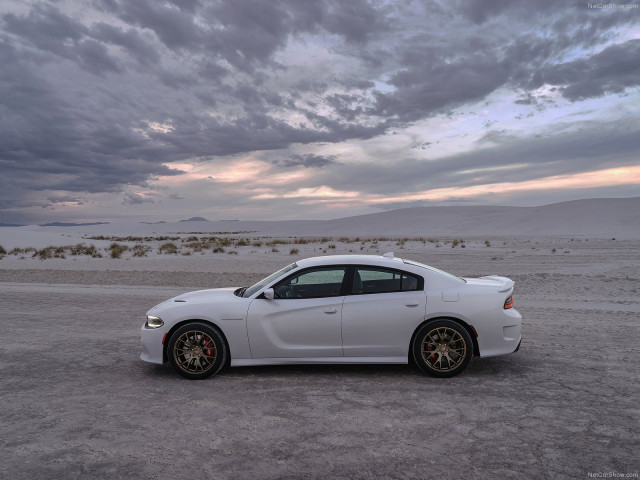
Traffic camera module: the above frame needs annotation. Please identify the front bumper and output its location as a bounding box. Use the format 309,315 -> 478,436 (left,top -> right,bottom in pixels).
140,324 -> 166,364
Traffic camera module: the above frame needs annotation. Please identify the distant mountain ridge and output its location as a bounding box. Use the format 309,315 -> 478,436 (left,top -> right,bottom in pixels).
39,222 -> 110,227
2,197 -> 638,237
171,197 -> 640,238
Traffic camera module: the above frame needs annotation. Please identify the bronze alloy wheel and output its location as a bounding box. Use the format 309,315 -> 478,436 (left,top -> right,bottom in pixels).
421,326 -> 467,372
167,322 -> 227,379
412,319 -> 473,378
173,329 -> 217,375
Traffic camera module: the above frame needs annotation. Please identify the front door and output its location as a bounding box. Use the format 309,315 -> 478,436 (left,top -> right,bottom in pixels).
246,266 -> 347,358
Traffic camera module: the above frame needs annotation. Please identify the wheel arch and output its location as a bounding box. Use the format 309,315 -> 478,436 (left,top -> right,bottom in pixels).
163,319 -> 232,367
407,316 -> 480,364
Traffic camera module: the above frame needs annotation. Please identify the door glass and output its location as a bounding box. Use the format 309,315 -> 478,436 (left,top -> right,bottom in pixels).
355,267 -> 419,294
274,267 -> 346,299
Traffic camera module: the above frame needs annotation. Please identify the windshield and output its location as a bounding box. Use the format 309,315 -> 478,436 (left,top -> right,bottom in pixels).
402,259 -> 466,283
242,263 -> 298,298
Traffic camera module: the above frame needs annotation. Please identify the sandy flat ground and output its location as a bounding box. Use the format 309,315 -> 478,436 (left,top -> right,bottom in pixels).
1,235 -> 639,479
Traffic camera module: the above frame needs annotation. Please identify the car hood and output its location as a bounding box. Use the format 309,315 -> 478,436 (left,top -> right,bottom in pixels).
172,287 -> 239,303
149,287 -> 240,312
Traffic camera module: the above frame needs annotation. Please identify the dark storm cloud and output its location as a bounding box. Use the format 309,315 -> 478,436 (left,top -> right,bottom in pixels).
533,39 -> 640,100
95,0 -> 203,50
1,0 -> 638,220
311,120 -> 640,197
91,22 -> 161,66
371,50 -> 510,122
122,192 -> 154,205
368,3 -> 640,121
0,37 -> 182,211
2,3 -> 121,74
279,154 -> 339,169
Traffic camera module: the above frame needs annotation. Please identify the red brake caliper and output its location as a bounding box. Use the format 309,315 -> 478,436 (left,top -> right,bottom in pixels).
425,342 -> 436,361
204,338 -> 213,358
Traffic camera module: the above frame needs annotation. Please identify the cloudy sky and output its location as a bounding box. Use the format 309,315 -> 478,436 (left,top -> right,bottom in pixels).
1,0 -> 639,223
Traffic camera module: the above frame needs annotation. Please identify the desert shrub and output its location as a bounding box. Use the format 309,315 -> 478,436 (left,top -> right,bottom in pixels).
328,244 -> 336,249
0,245 -> 5,255
158,242 -> 179,254
320,237 -> 332,243
552,248 -> 557,253
110,243 -> 129,258
271,247 -> 279,253
338,237 -> 350,243
266,239 -> 289,246
290,247 -> 299,255
485,240 -> 491,247
34,246 -> 67,260
452,239 -> 459,247
70,243 -> 102,258
212,246 -> 225,253
219,238 -> 232,247
227,250 -> 238,255
132,244 -> 151,257
252,241 -> 263,247
235,238 -> 250,247
9,247 -> 37,255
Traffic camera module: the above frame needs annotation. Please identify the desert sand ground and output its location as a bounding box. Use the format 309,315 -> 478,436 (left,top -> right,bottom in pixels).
1,223 -> 639,479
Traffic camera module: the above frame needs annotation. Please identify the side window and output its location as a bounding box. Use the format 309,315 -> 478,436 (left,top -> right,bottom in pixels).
354,267 -> 420,294
273,267 -> 346,299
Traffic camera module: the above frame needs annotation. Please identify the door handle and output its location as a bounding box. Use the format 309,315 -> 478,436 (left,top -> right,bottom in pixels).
404,303 -> 419,307
323,308 -> 338,314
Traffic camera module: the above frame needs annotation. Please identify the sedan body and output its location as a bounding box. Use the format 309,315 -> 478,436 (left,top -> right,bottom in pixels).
141,254 -> 522,379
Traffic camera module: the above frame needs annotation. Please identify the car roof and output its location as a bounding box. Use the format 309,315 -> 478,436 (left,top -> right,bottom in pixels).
296,253 -> 406,269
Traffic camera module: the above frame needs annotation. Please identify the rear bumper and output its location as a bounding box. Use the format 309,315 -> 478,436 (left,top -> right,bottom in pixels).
513,338 -> 522,353
476,307 -> 522,357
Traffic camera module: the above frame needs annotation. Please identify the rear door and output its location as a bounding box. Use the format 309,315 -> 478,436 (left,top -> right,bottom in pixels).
342,266 -> 426,357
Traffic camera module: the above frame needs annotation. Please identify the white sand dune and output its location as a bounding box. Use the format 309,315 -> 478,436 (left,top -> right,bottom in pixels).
0,197 -> 638,251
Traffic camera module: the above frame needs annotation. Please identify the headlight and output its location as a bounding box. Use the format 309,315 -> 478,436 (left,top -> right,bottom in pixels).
145,315 -> 164,328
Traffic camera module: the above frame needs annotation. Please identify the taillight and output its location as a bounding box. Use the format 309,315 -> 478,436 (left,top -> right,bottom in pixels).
504,295 -> 514,309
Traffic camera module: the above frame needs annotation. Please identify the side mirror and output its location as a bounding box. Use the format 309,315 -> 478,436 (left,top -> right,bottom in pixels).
263,288 -> 274,300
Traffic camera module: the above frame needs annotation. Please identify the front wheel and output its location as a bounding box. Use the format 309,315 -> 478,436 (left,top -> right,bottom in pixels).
412,319 -> 473,378
167,322 -> 227,380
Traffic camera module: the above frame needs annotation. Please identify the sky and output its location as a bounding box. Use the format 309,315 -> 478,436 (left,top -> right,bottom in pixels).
1,0 -> 639,224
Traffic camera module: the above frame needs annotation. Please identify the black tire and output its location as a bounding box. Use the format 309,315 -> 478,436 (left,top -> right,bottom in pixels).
412,319 -> 473,378
167,322 -> 227,380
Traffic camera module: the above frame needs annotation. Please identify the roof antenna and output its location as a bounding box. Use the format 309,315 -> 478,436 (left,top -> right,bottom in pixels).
383,252 -> 394,258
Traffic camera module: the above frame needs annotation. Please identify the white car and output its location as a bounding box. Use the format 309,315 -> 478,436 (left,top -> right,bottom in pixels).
141,253 -> 522,379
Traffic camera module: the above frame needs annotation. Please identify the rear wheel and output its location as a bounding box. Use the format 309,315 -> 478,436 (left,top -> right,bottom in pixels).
412,319 -> 473,378
167,322 -> 227,380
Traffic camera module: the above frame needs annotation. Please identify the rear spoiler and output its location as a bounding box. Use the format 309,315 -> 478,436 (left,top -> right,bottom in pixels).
480,275 -> 515,293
